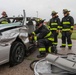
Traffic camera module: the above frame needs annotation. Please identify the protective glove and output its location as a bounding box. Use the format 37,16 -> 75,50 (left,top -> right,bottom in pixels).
60,30 -> 62,33
29,36 -> 33,40
56,30 -> 59,33
34,41 -> 38,46
70,30 -> 73,33
28,33 -> 34,39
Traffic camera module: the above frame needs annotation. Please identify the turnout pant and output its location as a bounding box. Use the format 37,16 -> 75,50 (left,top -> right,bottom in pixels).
61,31 -> 72,47
51,30 -> 58,46
38,39 -> 53,54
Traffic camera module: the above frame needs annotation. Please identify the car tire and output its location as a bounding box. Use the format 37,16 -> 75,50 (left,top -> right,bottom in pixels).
10,41 -> 25,67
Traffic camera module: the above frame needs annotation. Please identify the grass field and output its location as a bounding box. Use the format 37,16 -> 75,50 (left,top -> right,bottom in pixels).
58,30 -> 76,40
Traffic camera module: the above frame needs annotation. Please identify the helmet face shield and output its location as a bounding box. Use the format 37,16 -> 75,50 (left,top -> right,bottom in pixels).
51,13 -> 57,16
63,11 -> 67,14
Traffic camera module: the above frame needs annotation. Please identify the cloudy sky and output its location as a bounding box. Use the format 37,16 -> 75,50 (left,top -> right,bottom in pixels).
0,0 -> 76,23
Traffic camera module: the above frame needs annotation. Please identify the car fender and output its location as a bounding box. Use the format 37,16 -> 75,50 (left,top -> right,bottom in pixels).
18,26 -> 30,49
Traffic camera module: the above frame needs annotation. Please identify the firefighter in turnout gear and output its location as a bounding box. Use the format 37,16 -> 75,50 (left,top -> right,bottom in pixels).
0,11 -> 10,24
60,9 -> 74,49
49,11 -> 61,46
30,19 -> 54,58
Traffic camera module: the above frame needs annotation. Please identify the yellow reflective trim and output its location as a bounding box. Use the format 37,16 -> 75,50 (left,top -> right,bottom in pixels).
63,22 -> 70,24
32,32 -> 36,35
50,28 -> 57,30
62,29 -> 70,31
58,26 -> 60,28
68,44 -> 72,46
48,38 -> 54,41
45,32 -> 52,38
51,23 -> 58,25
34,36 -> 37,41
46,25 -> 50,29
53,42 -> 57,45
71,26 -> 74,28
62,44 -> 66,46
1,21 -> 8,24
39,48 -> 46,51
58,26 -> 62,28
48,47 -> 51,53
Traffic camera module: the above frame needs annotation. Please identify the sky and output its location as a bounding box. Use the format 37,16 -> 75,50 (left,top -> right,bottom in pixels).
0,0 -> 76,23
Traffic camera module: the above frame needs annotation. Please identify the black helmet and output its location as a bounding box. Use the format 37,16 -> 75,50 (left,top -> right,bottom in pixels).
63,9 -> 70,14
51,11 -> 58,16
36,18 -> 45,26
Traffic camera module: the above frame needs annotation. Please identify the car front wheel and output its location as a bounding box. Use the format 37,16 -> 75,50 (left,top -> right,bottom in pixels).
10,41 -> 25,67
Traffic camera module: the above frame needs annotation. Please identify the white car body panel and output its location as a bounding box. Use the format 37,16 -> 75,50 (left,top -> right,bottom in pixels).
0,22 -> 30,65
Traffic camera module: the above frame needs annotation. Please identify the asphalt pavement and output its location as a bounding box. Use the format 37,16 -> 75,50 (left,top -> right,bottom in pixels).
0,39 -> 76,75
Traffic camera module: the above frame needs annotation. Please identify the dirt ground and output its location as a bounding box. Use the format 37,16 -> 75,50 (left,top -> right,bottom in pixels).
0,39 -> 76,75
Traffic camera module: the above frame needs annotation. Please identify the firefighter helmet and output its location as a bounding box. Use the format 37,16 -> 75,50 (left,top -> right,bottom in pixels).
51,11 -> 58,16
36,18 -> 45,26
63,9 -> 70,14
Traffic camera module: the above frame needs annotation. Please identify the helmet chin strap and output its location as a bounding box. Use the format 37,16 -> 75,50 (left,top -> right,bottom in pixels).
37,23 -> 43,29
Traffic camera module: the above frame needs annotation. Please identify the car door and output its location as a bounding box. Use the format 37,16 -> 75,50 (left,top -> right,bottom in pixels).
0,22 -> 20,65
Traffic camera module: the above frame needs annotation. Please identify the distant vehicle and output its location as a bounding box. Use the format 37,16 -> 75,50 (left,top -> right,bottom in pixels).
0,10 -> 38,66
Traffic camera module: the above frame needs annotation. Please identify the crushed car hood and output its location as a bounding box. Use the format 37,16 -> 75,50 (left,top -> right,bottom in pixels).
0,22 -> 29,45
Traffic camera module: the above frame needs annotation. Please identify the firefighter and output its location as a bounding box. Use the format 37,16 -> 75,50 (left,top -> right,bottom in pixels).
60,9 -> 74,49
49,11 -> 61,46
30,19 -> 54,58
0,11 -> 10,24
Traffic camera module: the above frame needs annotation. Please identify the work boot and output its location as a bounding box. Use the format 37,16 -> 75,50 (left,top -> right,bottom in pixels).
37,52 -> 46,58
37,54 -> 46,58
60,46 -> 65,48
68,47 -> 72,50
51,45 -> 57,54
54,47 -> 58,54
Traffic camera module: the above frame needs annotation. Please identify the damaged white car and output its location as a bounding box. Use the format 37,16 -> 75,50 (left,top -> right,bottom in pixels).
0,11 -> 37,66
